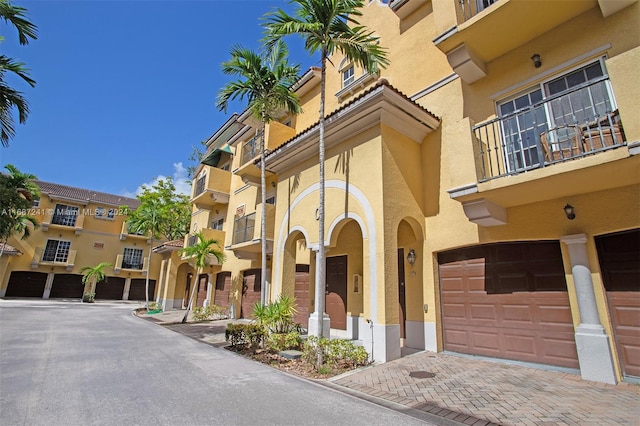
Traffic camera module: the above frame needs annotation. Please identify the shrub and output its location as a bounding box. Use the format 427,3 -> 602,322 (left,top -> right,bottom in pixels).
252,295 -> 298,334
265,331 -> 303,352
192,304 -> 228,322
82,292 -> 95,303
303,336 -> 369,368
225,323 -> 266,350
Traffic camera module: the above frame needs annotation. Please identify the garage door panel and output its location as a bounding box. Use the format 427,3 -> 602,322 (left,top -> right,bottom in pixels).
469,303 -> 498,320
442,303 -> 466,318
503,333 -> 536,355
472,332 -> 500,350
6,272 -> 47,298
502,304 -> 533,322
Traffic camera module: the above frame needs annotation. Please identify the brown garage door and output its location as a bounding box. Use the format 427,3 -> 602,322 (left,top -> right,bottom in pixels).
129,279 -> 156,301
214,272 -> 231,308
195,274 -> 208,307
241,269 -> 261,319
95,277 -> 125,300
294,264 -> 310,329
6,272 -> 47,298
439,242 -> 578,369
50,274 -> 84,299
596,229 -> 640,378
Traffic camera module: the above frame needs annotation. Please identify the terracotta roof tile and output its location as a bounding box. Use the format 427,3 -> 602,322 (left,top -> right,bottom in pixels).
35,180 -> 139,208
0,243 -> 21,256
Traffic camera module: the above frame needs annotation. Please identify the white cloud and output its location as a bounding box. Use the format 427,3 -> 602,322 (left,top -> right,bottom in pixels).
122,162 -> 191,198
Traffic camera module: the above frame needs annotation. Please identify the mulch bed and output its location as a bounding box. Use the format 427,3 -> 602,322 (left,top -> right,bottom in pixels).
225,346 -> 357,379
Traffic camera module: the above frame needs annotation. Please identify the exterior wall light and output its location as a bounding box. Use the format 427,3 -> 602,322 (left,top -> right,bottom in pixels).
531,53 -> 542,68
407,249 -> 416,266
564,204 -> 576,220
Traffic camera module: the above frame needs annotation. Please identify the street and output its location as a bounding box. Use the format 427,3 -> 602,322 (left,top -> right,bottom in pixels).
0,299 -> 429,426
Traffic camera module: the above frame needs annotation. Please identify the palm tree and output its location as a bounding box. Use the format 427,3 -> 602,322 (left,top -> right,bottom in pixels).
3,163 -> 39,201
0,0 -> 38,147
217,40 -> 301,306
124,199 -> 162,310
80,262 -> 113,302
179,231 -> 225,323
264,0 -> 388,340
0,213 -> 37,259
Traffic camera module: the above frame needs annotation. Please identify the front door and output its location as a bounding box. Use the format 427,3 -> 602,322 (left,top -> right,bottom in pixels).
398,249 -> 406,339
196,274 -> 208,307
326,256 -> 347,330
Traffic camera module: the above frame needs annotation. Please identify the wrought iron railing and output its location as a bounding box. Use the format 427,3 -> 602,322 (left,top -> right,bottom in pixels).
473,78 -> 625,181
194,175 -> 206,197
242,137 -> 259,165
458,0 -> 499,22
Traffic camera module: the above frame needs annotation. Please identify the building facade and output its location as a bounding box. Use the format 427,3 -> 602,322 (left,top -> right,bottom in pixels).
157,0 -> 639,384
0,181 -> 163,301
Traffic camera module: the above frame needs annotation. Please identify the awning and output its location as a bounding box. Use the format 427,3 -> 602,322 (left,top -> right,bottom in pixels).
201,144 -> 234,167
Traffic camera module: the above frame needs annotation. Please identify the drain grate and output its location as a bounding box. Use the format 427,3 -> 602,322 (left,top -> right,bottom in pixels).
409,371 -> 436,379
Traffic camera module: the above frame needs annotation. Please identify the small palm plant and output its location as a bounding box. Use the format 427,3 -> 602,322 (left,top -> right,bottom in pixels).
80,262 -> 112,303
253,294 -> 299,334
179,231 -> 225,323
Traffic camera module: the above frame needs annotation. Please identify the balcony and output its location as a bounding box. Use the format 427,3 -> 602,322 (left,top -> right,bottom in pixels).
113,255 -> 148,274
473,79 -> 626,182
448,78 -> 639,226
190,167 -> 231,208
30,247 -> 76,272
226,204 -> 275,259
119,222 -> 152,242
433,0 -> 597,83
41,211 -> 85,235
234,122 -> 295,185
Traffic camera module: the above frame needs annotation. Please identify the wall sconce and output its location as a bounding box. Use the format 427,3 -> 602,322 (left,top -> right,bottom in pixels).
271,182 -> 276,188
407,249 -> 416,267
531,53 -> 542,68
564,204 -> 576,220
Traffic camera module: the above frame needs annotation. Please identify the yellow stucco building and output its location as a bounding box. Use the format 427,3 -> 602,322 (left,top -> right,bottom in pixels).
0,181 -> 163,301
155,0 -> 639,384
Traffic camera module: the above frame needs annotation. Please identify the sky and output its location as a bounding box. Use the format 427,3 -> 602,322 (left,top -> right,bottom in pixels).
0,0 -> 316,198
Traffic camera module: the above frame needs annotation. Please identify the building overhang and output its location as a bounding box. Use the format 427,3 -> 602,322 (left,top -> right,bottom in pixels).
448,146 -> 640,226
225,239 -> 273,260
265,79 -> 440,174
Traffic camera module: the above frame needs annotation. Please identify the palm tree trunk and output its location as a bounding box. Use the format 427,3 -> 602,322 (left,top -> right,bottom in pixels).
182,268 -> 200,323
145,241 -> 152,310
260,114 -> 268,306
313,49 -> 329,367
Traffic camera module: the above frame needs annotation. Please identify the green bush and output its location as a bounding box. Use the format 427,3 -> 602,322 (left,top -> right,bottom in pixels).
303,336 -> 369,368
82,292 -> 95,303
265,331 -> 303,352
225,323 -> 266,349
192,304 -> 228,322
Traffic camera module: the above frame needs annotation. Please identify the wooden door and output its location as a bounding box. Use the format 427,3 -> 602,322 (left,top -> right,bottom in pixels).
326,256 -> 347,330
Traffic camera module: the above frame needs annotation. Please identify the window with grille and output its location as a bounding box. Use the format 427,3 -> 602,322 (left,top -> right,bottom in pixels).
123,248 -> 144,269
211,218 -> 224,230
51,204 -> 78,227
42,239 -> 71,263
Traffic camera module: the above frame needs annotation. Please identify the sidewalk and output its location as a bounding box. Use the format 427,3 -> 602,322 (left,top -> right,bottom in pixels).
139,310 -> 640,425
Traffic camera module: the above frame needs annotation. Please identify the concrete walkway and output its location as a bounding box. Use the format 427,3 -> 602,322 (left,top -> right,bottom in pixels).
141,310 -> 640,425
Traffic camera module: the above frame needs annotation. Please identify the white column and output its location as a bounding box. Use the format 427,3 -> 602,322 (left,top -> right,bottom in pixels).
123,277 -> 132,301
204,272 -> 213,307
561,234 -> 617,384
308,246 -> 330,338
42,273 -> 55,299
155,259 -> 167,304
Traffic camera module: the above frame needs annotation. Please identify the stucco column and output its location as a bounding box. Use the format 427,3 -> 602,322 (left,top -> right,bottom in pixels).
155,259 -> 167,305
561,234 -> 617,384
123,277 -> 132,300
204,272 -> 213,307
308,246 -> 330,338
42,273 -> 55,299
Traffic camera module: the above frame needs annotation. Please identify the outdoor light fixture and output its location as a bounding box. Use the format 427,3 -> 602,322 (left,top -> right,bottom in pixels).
564,204 -> 576,220
407,249 -> 416,266
531,53 -> 542,68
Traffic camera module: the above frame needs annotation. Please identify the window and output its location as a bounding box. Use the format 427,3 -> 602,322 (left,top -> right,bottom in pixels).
95,207 -> 105,218
32,199 -> 40,207
211,218 -> 224,231
42,239 -> 71,263
342,65 -> 355,88
51,204 -> 78,227
122,248 -> 144,270
107,208 -> 115,219
265,195 -> 276,205
497,59 -> 615,172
